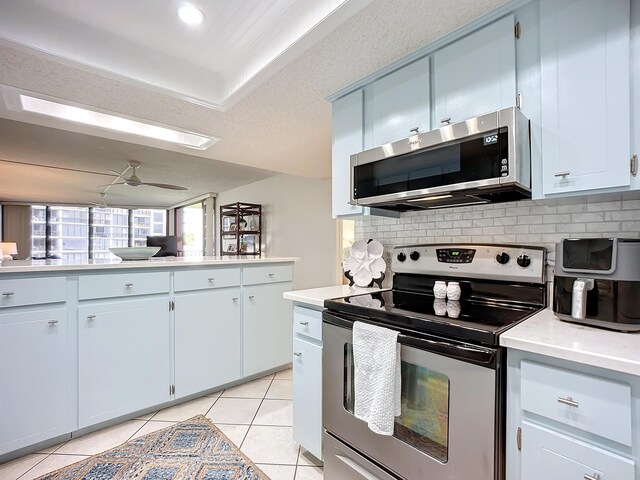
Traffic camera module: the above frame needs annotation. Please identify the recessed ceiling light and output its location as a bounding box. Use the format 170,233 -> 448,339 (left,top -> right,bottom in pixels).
17,95 -> 218,150
177,4 -> 205,26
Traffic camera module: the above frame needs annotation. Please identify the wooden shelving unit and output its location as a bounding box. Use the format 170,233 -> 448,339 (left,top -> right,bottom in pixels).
219,202 -> 262,256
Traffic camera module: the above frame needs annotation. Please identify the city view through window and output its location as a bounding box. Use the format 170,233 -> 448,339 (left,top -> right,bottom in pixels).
31,206 -> 167,262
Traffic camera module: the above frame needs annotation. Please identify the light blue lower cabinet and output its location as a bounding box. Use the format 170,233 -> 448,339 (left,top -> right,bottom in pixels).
174,288 -> 242,398
78,297 -> 171,428
0,307 -> 71,454
293,335 -> 323,460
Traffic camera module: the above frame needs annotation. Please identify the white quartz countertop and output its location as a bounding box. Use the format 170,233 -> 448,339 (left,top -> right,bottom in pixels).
283,284 -> 388,308
0,256 -> 298,274
501,308 -> 640,376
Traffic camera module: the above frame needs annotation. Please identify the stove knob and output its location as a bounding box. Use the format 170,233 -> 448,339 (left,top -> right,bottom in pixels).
517,254 -> 531,268
409,251 -> 420,261
495,252 -> 510,265
397,252 -> 407,262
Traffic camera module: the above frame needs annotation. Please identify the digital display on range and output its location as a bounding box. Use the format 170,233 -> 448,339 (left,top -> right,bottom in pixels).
436,248 -> 476,263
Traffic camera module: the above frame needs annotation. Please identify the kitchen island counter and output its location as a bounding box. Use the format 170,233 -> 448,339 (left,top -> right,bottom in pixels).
0,256 -> 298,274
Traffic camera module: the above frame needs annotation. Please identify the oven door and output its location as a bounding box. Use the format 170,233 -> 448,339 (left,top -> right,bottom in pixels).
323,312 -> 503,480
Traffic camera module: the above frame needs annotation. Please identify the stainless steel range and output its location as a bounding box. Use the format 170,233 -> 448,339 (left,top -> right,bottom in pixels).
322,243 -> 547,480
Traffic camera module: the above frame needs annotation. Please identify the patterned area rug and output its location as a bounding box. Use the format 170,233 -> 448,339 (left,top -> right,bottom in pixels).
37,415 -> 270,480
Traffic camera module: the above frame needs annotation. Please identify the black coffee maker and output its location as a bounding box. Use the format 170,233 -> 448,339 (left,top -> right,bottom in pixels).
554,238 -> 640,332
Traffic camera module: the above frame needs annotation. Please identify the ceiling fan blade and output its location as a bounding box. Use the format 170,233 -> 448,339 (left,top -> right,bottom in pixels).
107,170 -> 129,179
98,182 -> 127,188
141,182 -> 188,191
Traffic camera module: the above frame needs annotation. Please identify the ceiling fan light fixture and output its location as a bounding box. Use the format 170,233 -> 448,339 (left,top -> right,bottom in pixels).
17,95 -> 218,150
177,4 -> 206,26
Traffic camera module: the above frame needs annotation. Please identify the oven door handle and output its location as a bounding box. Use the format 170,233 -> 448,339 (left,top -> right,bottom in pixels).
323,311 -> 497,367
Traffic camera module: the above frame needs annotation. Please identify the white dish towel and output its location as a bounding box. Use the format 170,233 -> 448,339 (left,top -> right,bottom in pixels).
353,321 -> 401,435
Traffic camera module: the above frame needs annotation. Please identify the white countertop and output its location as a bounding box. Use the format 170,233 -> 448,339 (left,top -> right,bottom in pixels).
283,284 -> 388,308
501,308 -> 640,376
0,256 -> 298,274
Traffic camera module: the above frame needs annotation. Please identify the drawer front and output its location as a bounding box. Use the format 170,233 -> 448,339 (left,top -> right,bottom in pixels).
243,264 -> 293,285
0,276 -> 67,308
174,268 -> 240,292
293,305 -> 322,342
79,271 -> 170,300
521,361 -> 632,446
521,421 -> 635,480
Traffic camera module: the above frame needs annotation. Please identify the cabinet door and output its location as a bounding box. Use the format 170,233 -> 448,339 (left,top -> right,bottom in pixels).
332,90 -> 365,218
521,421 -> 635,480
434,15 -> 516,125
78,297 -> 170,427
293,336 -> 323,460
540,0 -> 630,195
243,282 -> 292,377
0,308 -> 70,454
364,56 -> 430,148
175,288 -> 241,398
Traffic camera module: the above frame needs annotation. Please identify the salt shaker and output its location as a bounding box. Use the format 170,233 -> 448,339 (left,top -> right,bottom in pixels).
433,281 -> 447,299
446,281 -> 461,301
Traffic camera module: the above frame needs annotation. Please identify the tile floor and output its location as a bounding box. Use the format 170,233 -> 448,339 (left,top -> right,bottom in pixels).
0,368 -> 323,480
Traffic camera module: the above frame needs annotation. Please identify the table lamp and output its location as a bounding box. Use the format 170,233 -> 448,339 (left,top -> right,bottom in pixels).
1,242 -> 17,261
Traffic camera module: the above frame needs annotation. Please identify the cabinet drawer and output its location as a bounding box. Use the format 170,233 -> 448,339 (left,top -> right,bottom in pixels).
174,268 -> 240,292
0,276 -> 66,308
521,361 -> 632,446
521,421 -> 635,480
243,264 -> 293,285
293,306 -> 322,342
79,271 -> 170,300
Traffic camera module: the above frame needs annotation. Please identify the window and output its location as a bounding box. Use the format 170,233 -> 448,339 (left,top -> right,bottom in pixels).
31,206 -> 167,261
175,202 -> 204,257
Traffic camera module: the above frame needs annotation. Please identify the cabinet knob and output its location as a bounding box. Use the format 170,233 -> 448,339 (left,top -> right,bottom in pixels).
249,295 -> 255,300
2,292 -> 15,296
554,171 -> 570,178
584,474 -> 600,480
208,277 -> 215,282
87,314 -> 96,320
48,320 -> 59,325
409,126 -> 419,134
293,352 -> 302,357
557,396 -> 579,407
268,273 -> 275,277
300,321 -> 309,326
232,297 -> 239,302
125,283 -> 134,288
440,117 -> 451,124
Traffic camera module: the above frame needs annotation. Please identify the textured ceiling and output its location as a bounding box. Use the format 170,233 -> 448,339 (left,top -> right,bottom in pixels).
0,0 -> 508,207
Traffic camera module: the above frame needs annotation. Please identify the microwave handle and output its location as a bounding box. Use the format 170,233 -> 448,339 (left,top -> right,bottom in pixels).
571,278 -> 595,319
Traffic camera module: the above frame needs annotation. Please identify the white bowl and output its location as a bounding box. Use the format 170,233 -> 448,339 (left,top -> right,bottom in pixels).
109,247 -> 160,261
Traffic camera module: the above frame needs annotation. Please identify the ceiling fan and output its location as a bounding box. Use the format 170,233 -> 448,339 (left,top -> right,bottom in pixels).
104,160 -> 188,191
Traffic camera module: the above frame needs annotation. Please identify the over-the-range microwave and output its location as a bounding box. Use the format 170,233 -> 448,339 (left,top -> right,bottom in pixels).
349,107 -> 531,211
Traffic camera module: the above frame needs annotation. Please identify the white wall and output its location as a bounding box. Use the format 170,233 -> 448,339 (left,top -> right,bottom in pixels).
216,174 -> 339,290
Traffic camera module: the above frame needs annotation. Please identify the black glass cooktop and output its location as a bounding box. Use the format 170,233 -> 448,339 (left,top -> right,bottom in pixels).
324,289 -> 542,346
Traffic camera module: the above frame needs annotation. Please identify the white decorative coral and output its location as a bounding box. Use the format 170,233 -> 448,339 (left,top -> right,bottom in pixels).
344,239 -> 386,287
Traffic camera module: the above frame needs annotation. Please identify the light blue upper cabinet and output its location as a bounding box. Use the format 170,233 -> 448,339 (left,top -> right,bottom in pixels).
363,56 -> 430,149
332,89 -> 365,218
540,0 -> 631,195
434,15 -> 516,126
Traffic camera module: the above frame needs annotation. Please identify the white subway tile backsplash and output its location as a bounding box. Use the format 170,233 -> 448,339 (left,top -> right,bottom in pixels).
355,197 -> 640,256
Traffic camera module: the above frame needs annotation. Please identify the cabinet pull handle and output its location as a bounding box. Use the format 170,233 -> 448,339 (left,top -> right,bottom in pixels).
554,171 -> 570,178
440,117 -> 451,124
125,283 -> 134,288
249,295 -> 255,300
409,127 -> 419,134
584,474 -> 600,480
268,273 -> 275,277
87,314 -> 96,320
232,297 -> 239,302
2,292 -> 15,296
48,320 -> 59,325
300,321 -> 309,325
293,352 -> 302,357
208,277 -> 215,282
557,396 -> 579,407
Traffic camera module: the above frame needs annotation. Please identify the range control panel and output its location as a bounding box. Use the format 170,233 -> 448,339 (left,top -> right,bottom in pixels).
392,244 -> 546,284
